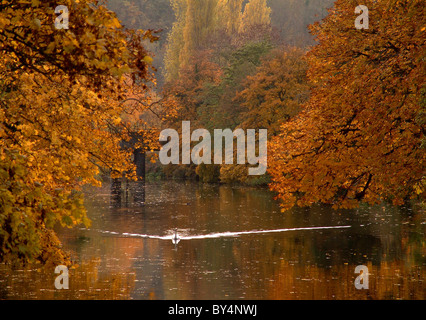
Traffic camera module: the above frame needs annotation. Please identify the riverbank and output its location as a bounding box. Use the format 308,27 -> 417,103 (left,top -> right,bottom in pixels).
145,153 -> 271,186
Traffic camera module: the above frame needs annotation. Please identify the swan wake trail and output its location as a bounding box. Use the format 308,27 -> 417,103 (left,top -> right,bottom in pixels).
81,225 -> 351,241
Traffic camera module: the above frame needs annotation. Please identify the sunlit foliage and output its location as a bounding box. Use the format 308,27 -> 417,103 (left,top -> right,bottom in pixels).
0,0 -> 158,264
269,0 -> 425,211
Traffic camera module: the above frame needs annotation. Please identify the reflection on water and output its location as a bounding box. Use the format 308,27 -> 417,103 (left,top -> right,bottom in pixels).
0,181 -> 424,300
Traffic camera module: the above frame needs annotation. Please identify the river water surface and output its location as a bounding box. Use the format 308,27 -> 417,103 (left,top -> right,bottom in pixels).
0,181 -> 424,300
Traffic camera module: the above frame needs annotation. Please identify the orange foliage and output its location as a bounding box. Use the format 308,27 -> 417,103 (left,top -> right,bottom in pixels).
0,0 -> 159,264
237,47 -> 310,136
163,50 -> 223,128
269,0 -> 425,211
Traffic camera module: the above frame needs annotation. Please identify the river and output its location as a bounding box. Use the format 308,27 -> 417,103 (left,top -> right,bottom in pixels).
0,181 -> 424,300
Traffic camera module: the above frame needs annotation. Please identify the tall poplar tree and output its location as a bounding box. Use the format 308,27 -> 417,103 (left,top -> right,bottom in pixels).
217,0 -> 243,35
165,0 -> 219,81
239,0 -> 271,33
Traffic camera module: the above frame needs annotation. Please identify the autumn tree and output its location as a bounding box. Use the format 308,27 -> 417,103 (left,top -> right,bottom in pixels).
200,40 -> 274,130
164,0 -> 274,81
269,0 -> 425,211
217,0 -> 243,36
164,0 -> 218,81
239,0 -> 271,33
163,50 -> 223,128
0,0 -> 157,264
181,0 -> 218,66
164,0 -> 188,81
219,46 -> 309,184
237,46 -> 309,136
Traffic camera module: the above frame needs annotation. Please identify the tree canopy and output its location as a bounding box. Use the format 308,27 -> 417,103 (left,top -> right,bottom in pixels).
269,0 -> 425,211
0,0 -> 158,264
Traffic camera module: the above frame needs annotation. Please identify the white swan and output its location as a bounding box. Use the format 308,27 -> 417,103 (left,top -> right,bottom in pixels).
172,229 -> 181,245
